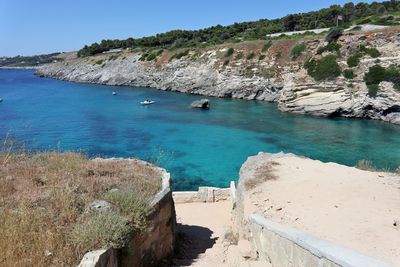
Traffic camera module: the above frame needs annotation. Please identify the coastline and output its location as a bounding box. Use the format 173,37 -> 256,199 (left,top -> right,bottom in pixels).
0,66 -> 37,70
35,29 -> 400,125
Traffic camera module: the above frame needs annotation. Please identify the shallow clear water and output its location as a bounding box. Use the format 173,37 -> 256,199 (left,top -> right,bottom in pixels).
1,70 -> 399,190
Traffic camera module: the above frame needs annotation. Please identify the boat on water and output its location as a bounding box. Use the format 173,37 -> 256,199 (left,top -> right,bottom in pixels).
140,99 -> 155,105
112,91 -> 117,95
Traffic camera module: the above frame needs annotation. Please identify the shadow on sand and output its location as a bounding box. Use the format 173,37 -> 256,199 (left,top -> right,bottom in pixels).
169,223 -> 217,266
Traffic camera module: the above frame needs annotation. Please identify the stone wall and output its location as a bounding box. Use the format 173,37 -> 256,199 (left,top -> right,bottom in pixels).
248,214 -> 393,267
78,169 -> 175,267
173,186 -> 232,203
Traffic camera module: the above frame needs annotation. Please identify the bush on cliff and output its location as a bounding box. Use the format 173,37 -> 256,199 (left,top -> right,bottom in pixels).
364,65 -> 400,96
225,47 -> 234,57
343,69 -> 355,79
325,27 -> 344,43
317,42 -> 341,55
290,44 -> 305,60
347,52 -> 363,67
360,45 -> 381,58
304,55 -> 341,81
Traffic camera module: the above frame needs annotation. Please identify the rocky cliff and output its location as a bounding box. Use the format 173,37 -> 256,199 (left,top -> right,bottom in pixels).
37,28 -> 400,124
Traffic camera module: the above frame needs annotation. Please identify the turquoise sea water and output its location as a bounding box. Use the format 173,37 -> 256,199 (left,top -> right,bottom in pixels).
1,70 -> 399,190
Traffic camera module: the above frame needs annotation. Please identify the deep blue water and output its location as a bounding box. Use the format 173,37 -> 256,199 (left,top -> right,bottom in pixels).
1,69 -> 399,190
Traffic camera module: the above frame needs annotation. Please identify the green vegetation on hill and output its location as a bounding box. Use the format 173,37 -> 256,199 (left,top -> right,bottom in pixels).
77,1 -> 400,57
0,53 -> 62,67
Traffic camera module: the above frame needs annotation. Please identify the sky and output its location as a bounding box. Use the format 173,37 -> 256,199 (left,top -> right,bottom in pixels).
0,0 -> 374,57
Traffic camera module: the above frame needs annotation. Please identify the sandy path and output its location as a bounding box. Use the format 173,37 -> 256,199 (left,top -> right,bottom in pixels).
243,154 -> 400,266
172,201 -> 232,266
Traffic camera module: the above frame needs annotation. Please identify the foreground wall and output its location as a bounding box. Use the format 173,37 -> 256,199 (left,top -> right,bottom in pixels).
233,152 -> 395,267
78,168 -> 176,267
248,214 -> 393,267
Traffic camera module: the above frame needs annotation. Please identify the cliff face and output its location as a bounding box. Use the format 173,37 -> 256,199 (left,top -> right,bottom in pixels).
37,29 -> 400,124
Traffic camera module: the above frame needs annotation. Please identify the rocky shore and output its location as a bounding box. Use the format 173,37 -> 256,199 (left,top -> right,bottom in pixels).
36,29 -> 400,125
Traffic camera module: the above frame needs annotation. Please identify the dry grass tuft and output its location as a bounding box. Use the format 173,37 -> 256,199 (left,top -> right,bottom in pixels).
0,151 -> 162,266
244,161 -> 279,190
356,160 -> 377,171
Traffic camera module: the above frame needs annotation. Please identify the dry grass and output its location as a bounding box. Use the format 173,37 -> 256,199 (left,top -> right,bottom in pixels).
244,161 -> 280,190
0,151 -> 162,267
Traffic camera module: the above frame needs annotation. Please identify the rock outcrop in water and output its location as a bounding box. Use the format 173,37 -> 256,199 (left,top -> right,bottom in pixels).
37,28 -> 400,125
191,99 -> 210,109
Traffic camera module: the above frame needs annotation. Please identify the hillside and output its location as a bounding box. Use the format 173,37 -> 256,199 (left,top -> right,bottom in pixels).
37,26 -> 400,124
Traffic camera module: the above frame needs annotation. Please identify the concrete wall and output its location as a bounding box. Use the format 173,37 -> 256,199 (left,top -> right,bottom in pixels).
173,186 -> 231,203
248,214 -> 393,267
78,169 -> 175,267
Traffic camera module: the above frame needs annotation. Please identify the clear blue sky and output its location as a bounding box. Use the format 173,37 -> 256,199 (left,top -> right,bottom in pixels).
0,0 -> 374,56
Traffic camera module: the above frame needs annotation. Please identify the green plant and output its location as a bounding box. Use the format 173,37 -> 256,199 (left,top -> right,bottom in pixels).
317,42 -> 341,55
290,44 -> 305,60
223,59 -> 230,66
258,54 -> 266,61
325,27 -> 344,43
146,53 -> 157,61
364,65 -> 400,97
304,55 -> 341,81
95,59 -> 104,65
235,52 -> 243,60
360,45 -> 381,58
225,48 -> 234,57
343,69 -> 355,79
262,41 -> 272,52
385,66 -> 400,90
347,52 -> 363,67
246,52 -> 255,60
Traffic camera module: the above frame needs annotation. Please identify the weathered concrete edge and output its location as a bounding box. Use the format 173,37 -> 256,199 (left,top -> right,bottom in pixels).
249,213 -> 394,267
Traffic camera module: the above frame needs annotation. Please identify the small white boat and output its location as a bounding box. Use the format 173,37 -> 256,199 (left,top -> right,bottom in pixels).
112,91 -> 117,95
140,100 -> 155,105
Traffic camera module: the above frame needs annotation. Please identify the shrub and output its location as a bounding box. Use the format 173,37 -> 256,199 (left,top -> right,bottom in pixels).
364,65 -> 389,96
347,52 -> 362,67
360,45 -> 381,58
235,52 -> 243,60
146,53 -> 157,61
364,65 -> 400,96
343,69 -> 355,79
258,54 -> 267,61
171,49 -> 190,61
317,42 -> 341,55
290,44 -> 305,60
368,84 -> 380,97
325,27 -> 344,43
385,66 -> 400,90
95,59 -> 104,65
304,55 -> 341,81
223,59 -> 230,66
262,41 -> 272,52
364,65 -> 387,87
225,48 -> 234,57
246,52 -> 255,60
72,212 -> 133,249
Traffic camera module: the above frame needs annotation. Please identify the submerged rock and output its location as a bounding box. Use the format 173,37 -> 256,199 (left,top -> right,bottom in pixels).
191,99 -> 210,109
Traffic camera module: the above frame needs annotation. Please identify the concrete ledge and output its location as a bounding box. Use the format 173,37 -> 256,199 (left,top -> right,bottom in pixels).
173,186 -> 231,203
249,213 -> 394,267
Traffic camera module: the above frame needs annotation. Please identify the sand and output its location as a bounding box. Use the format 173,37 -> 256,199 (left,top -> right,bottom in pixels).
243,155 -> 400,266
173,201 -> 269,267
